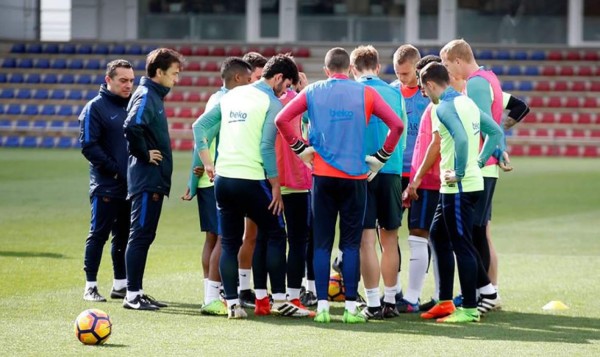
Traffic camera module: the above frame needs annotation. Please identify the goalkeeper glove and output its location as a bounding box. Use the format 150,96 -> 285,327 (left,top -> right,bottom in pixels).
365,148 -> 392,181
290,140 -> 315,169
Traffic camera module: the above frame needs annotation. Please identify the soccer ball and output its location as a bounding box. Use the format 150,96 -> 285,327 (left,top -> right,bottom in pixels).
74,309 -> 112,345
328,272 -> 345,302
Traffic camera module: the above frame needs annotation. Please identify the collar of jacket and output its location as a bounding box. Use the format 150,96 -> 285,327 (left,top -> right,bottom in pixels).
99,84 -> 130,107
140,76 -> 171,98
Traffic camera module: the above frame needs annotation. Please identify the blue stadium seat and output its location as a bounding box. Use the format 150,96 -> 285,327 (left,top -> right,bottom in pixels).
61,43 -> 76,54
0,119 -> 11,127
43,43 -> 59,54
4,136 -> 20,147
41,105 -> 56,116
513,50 -> 528,60
383,64 -> 395,75
9,73 -> 24,83
33,89 -> 49,100
67,90 -> 83,100
491,65 -> 504,75
92,74 -> 105,84
23,105 -> 39,115
59,74 -> 75,84
67,119 -> 80,127
42,74 -> 58,84
2,58 -> 16,68
51,58 -> 67,69
16,89 -> 32,99
85,59 -> 101,70
11,43 -> 25,53
94,44 -> 110,54
477,49 -> 493,60
507,65 -> 522,76
18,58 -> 34,68
111,44 -> 126,54
69,58 -> 84,69
58,137 -> 74,148
16,119 -> 30,128
0,106 -> 4,115
518,81 -> 534,91
496,50 -> 511,60
524,66 -> 540,76
1,89 -> 16,99
33,120 -> 47,128
6,104 -> 21,114
26,43 -> 42,53
530,51 -> 546,60
128,44 -> 143,55
134,60 -> 145,70
84,90 -> 97,100
25,73 -> 41,83
40,137 -> 56,148
77,74 -> 92,84
501,81 -> 515,91
0,73 -> 6,82
50,89 -> 66,100
22,136 -> 38,148
36,58 -> 50,68
77,44 -> 93,54
50,120 -> 65,128
58,106 -> 74,116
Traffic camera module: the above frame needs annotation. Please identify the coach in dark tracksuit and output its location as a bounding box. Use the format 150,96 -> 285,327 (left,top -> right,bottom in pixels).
79,59 -> 134,302
122,48 -> 183,311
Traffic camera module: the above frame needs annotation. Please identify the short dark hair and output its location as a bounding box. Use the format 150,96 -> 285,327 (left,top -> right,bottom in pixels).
415,55 -> 441,71
262,54 -> 299,85
242,52 -> 268,70
420,62 -> 450,87
324,47 -> 350,72
146,48 -> 184,78
106,59 -> 133,78
220,57 -> 252,81
350,45 -> 379,72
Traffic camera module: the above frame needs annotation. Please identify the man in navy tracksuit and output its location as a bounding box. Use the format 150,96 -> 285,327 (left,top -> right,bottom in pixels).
123,48 -> 183,311
79,59 -> 134,302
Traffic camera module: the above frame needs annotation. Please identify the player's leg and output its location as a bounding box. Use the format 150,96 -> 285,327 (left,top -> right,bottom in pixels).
108,197 -> 130,299
283,192 -> 311,310
338,178 -> 368,323
300,210 -> 317,307
487,222 -> 499,289
251,229 -> 270,314
360,175 -> 383,319
83,195 -> 116,301
238,217 -> 257,308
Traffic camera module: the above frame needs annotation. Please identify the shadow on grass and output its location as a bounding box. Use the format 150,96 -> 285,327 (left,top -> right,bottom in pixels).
248,307 -> 600,344
153,301 -> 203,316
0,251 -> 67,259
95,343 -> 128,348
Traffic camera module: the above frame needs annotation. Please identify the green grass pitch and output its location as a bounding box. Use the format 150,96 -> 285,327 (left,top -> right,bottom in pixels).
0,148 -> 599,355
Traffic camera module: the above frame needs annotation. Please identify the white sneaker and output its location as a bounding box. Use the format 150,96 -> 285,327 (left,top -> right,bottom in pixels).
271,301 -> 311,317
227,304 -> 247,319
477,296 -> 501,314
83,286 -> 106,302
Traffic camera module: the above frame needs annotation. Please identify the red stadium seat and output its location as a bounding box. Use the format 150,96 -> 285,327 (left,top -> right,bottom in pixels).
571,81 -> 586,91
209,47 -> 226,56
583,97 -> 597,108
280,47 -> 293,55
553,129 -> 567,138
177,46 -> 192,56
513,128 -> 529,136
194,77 -> 210,86
590,130 -> 600,138
186,62 -> 201,71
564,145 -> 580,157
179,108 -> 193,118
528,145 -> 543,156
168,92 -> 184,102
245,46 -> 260,54
194,46 -> 209,56
535,81 -> 551,91
565,51 -> 581,61
590,82 -> 600,92
203,61 -> 220,72
509,144 -> 525,156
179,139 -> 194,151
553,81 -> 568,91
547,97 -> 562,107
583,51 -> 599,61
578,113 -> 592,124
171,122 -> 184,130
583,146 -> 598,157
558,66 -> 574,76
166,107 -> 175,117
226,46 -> 243,56
547,51 -> 563,61
572,129 -> 586,138
535,128 -> 550,137
541,66 -> 557,76
577,66 -> 593,76
565,97 -> 579,108
187,92 -> 201,102
529,96 -> 545,107
178,77 -> 193,86
296,47 -> 310,57
296,63 -> 304,72
558,113 -> 575,124
262,47 -> 277,56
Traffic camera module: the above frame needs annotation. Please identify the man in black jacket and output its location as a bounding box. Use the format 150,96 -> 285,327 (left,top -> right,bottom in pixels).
123,48 -> 184,310
79,59 -> 134,302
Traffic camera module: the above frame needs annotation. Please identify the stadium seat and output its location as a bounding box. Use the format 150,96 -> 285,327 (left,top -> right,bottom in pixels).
18,58 -> 33,68
578,113 -> 592,124
33,89 -> 49,100
179,108 -> 193,117
168,92 -> 184,102
507,65 -> 521,76
558,66 -> 574,76
27,43 -> 42,53
583,97 -> 597,108
547,97 -> 562,107
171,122 -> 184,130
11,43 -> 25,53
41,105 -> 56,116
24,105 -> 39,115
50,89 -> 66,100
476,49 -> 493,60
540,66 -> 557,76
262,47 -> 277,56
187,92 -> 201,102
577,66 -> 593,76
85,59 -> 101,70
583,51 -> 599,61
583,146 -> 598,157
194,46 -> 209,56
553,129 -> 567,138
61,43 -> 76,54
58,105 -> 73,116
572,129 -> 586,138
43,43 -> 59,54
6,104 -> 20,115
165,107 -> 175,117
77,74 -> 93,84
4,136 -> 20,147
57,137 -> 75,148
186,62 -> 201,71
51,58 -> 67,69
177,46 -> 192,56
68,118 -> 80,127
571,81 -> 586,91
0,119 -> 11,127
280,47 -> 293,55
565,51 -> 581,61
16,119 -> 31,128
590,82 -> 600,92
558,113 -> 575,124
8,73 -> 24,83
553,81 -> 568,91
111,44 -> 126,55
78,44 -> 93,54
142,45 -> 157,54
512,50 -> 527,60
496,50 -> 510,60
16,89 -> 32,99
203,61 -> 219,72
535,81 -> 550,91
84,90 -> 96,100
59,74 -> 75,84
199,92 -> 211,102
178,77 -> 193,86
502,81 -> 515,91
0,73 -> 6,82
50,120 -> 65,128
25,72 -> 41,83
226,46 -> 243,56
179,139 -> 194,151
1,89 -> 16,99
67,90 -> 83,100
42,74 -> 58,84
296,47 -> 310,57
33,120 -> 47,129
128,44 -> 143,55
529,50 -> 546,60
209,47 -> 226,56
529,97 -> 544,107
94,44 -> 110,54
40,137 -> 56,148
2,58 -> 16,68
195,77 -> 210,86
36,58 -> 50,68
69,58 -> 84,69
491,65 -> 504,75
547,51 -> 563,61
518,81 -> 533,91
133,60 -> 145,71
565,97 -> 579,108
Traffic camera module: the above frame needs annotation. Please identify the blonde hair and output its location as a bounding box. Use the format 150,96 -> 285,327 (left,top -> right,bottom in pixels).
440,39 -> 475,63
350,45 -> 379,72
393,44 -> 421,66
